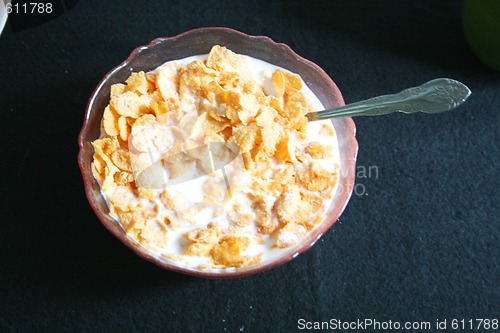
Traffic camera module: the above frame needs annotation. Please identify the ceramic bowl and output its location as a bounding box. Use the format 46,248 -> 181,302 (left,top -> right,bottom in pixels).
78,27 -> 358,278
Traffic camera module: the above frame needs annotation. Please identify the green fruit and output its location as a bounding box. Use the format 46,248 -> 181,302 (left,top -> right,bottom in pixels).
463,0 -> 500,71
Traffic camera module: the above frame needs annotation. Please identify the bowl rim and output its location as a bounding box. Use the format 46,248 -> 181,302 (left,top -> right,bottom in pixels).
78,27 -> 358,279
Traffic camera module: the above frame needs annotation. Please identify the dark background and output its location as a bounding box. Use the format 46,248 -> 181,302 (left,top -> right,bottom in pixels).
0,0 -> 498,332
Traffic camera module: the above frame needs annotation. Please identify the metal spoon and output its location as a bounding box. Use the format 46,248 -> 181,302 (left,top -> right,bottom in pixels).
306,78 -> 471,121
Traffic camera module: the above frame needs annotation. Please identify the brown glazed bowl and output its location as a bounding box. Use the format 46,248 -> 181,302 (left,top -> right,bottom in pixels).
78,27 -> 358,278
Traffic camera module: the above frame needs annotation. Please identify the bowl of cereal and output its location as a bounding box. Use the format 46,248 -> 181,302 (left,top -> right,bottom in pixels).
78,27 -> 358,278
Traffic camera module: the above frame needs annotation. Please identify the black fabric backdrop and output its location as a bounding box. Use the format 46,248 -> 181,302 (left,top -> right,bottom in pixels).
0,0 -> 498,332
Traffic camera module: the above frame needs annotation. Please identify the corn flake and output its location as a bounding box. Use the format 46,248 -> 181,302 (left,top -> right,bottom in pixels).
111,91 -> 150,118
138,220 -> 167,248
206,45 -> 248,75
110,83 -> 126,98
228,123 -> 259,154
118,116 -> 131,142
298,167 -> 338,192
305,142 -> 331,159
125,71 -> 149,95
102,105 -> 120,136
156,62 -> 181,101
210,235 -> 250,267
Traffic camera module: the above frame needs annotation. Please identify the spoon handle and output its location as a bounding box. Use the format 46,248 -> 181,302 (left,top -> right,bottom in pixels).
306,78 -> 471,121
